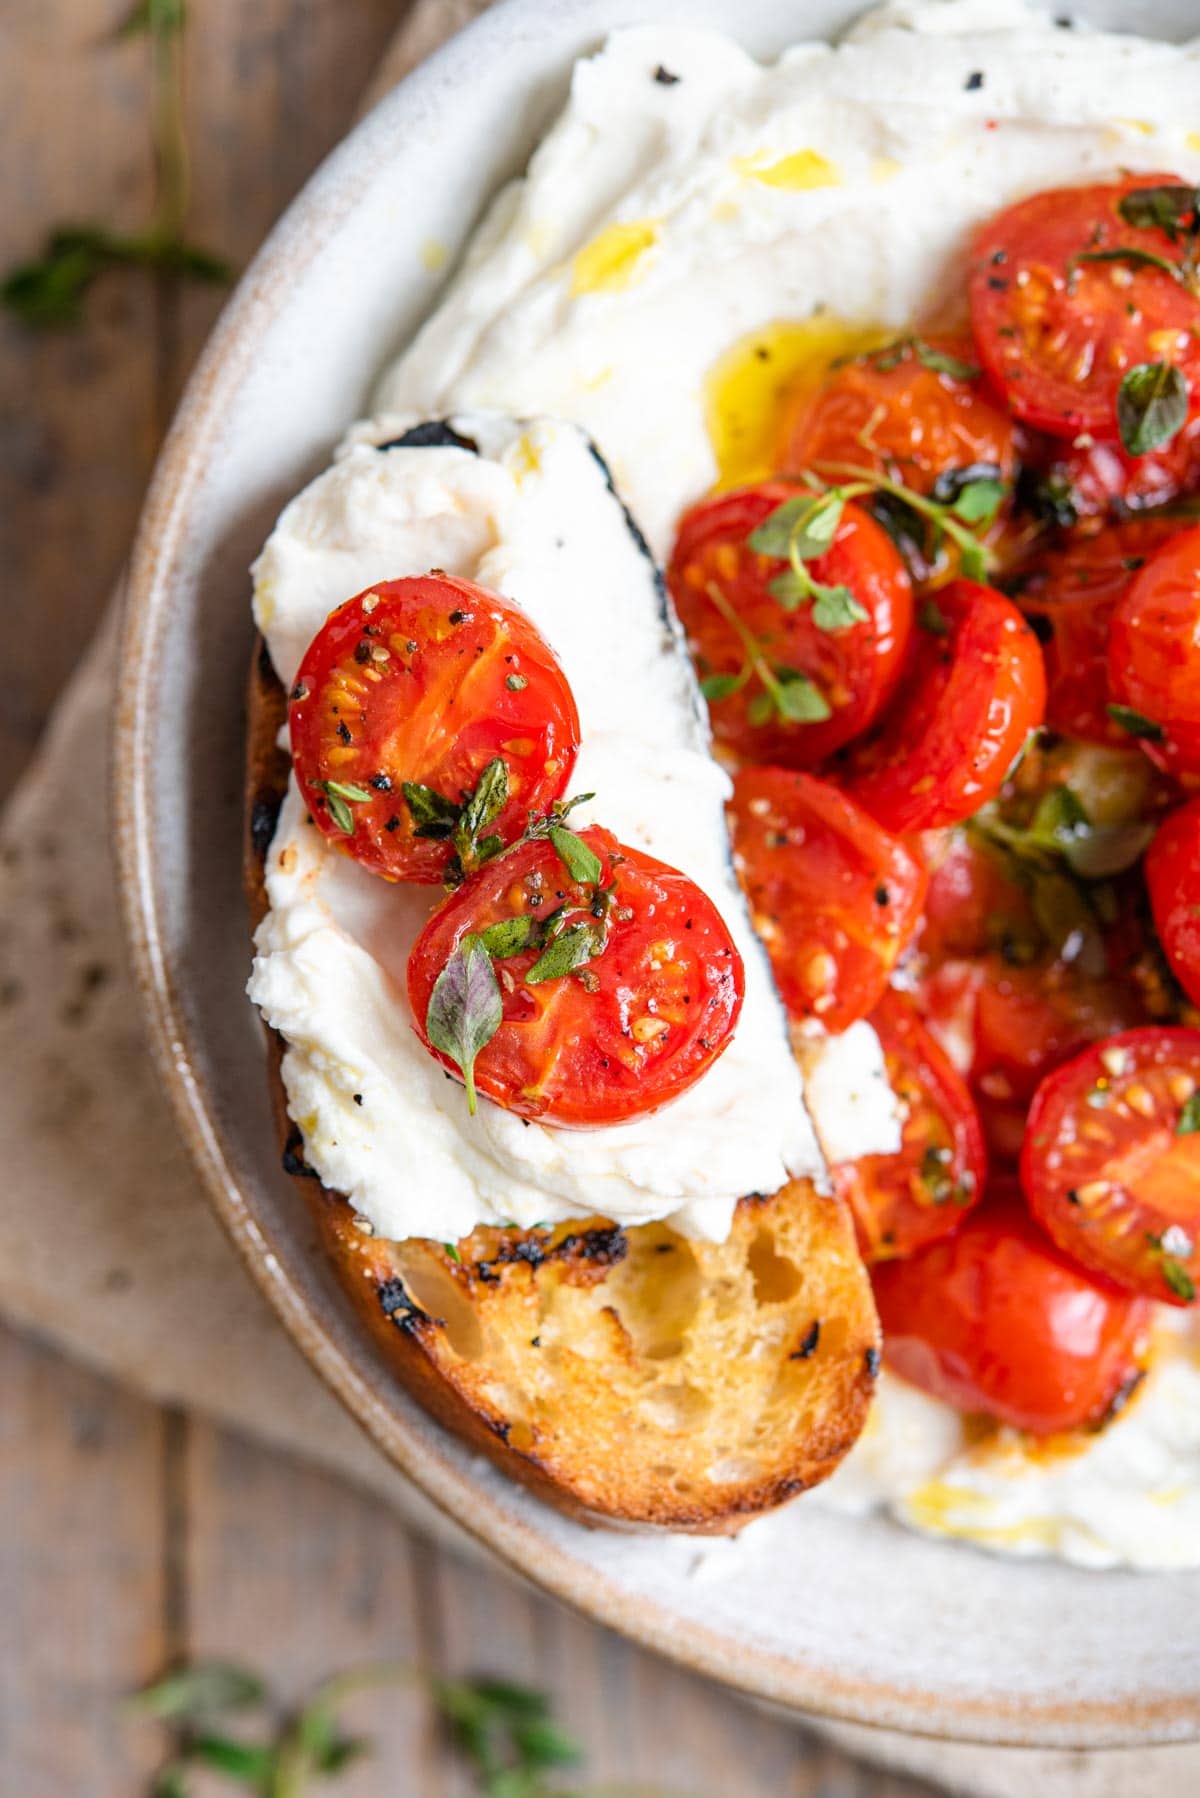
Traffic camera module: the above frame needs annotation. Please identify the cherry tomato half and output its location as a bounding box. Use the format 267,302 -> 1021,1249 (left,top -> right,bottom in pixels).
1107,523 -> 1200,774
969,177 -> 1200,440
667,484 -> 913,767
873,1191 -> 1152,1434
1022,1027 -> 1200,1306
783,335 -> 1018,498
289,574 -> 580,882
1016,515 -> 1191,745
1146,798 -> 1200,1008
834,990 -> 986,1263
727,767 -> 926,1032
843,579 -> 1046,833
407,827 -> 744,1127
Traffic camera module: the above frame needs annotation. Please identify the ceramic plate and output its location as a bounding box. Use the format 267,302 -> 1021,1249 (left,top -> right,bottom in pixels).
115,0 -> 1200,1747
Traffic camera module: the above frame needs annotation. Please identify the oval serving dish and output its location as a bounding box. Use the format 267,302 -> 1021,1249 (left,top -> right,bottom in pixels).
115,0 -> 1200,1747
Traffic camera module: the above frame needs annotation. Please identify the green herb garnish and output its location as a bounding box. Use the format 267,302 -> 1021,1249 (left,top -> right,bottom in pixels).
319,780 -> 372,836
547,825 -> 603,885
1116,362 -> 1188,457
2,1 -> 230,330
865,336 -> 980,380
401,780 -> 461,841
525,920 -> 606,985
132,1658 -> 583,1796
1107,702 -> 1166,744
1178,1093 -> 1200,1136
425,933 -> 503,1116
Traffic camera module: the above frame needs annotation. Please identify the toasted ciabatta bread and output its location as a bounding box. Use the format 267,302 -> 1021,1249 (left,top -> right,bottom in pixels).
245,641 -> 880,1529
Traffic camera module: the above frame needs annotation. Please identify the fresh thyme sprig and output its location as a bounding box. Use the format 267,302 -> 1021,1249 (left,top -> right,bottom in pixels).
805,463 -> 1006,581
698,577 -> 831,728
697,465 -> 1004,729
128,1659 -> 592,1797
2,0 -> 231,329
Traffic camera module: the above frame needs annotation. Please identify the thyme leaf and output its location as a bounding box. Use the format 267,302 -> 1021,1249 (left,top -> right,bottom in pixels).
548,825 -> 603,885
1107,702 -> 1166,744
318,780 -> 372,836
525,920 -> 606,985
402,780 -> 461,841
2,2 -> 230,330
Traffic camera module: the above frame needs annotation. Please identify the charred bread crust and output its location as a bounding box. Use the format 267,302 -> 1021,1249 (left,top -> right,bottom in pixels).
245,638 -> 880,1530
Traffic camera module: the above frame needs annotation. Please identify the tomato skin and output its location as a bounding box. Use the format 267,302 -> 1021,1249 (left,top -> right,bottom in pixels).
289,574 -> 580,883
843,579 -> 1046,833
873,1192 -> 1152,1434
835,990 -> 986,1263
782,335 -> 1018,499
1026,410 -> 1200,523
406,828 -> 744,1127
727,768 -> 926,1032
916,828 -> 1032,962
969,176 -> 1200,440
667,484 -> 913,767
1022,1027 -> 1200,1305
1108,524 -> 1200,774
1016,516 -> 1195,747
1146,799 -> 1200,1008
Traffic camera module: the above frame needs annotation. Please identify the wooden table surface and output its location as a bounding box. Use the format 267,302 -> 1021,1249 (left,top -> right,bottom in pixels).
0,6 -> 940,1793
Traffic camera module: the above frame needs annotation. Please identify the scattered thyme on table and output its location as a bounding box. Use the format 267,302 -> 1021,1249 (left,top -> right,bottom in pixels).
2,0 -> 230,329
128,1656 -> 682,1796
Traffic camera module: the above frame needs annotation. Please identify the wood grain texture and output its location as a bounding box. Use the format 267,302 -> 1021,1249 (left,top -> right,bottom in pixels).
0,0 -> 939,1791
0,1325 -> 168,1798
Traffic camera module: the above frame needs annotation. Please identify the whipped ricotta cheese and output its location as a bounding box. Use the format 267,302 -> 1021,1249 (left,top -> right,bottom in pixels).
816,1315 -> 1200,1571
250,413 -> 829,1244
376,0 -> 1200,556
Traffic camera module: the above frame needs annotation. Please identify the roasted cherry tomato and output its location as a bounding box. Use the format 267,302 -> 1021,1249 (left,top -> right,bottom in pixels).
1146,798 -> 1200,1008
406,827 -> 744,1127
873,1190 -> 1152,1434
1107,523 -> 1200,774
834,990 -> 986,1263
843,579 -> 1046,833
971,959 -> 1147,1163
667,484 -> 913,767
782,334 -> 1018,499
1022,1027 -> 1200,1306
1026,409 -> 1200,523
727,768 -> 926,1031
969,177 -> 1200,440
916,827 -> 1033,962
1016,515 -> 1192,745
289,574 -> 580,882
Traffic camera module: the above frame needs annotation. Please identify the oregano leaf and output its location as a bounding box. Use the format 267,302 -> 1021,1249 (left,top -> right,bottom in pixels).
1117,361 -> 1188,456
425,934 -> 503,1115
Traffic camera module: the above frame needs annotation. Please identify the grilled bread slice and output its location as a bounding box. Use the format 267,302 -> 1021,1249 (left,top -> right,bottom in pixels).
245,642 -> 880,1529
